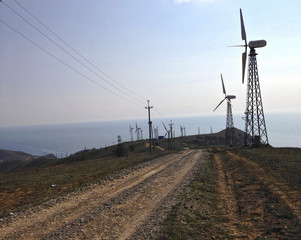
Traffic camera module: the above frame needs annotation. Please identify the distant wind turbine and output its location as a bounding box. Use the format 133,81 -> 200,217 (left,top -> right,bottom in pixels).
213,74 -> 236,146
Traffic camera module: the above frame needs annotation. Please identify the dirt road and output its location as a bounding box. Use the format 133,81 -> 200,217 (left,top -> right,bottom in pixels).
0,149 -> 203,240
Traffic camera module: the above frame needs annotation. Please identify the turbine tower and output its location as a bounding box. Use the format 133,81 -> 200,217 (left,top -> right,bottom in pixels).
239,9 -> 269,146
180,126 -> 184,137
162,121 -> 171,150
214,74 -> 236,146
153,127 -> 159,139
129,124 -> 134,142
135,122 -> 140,141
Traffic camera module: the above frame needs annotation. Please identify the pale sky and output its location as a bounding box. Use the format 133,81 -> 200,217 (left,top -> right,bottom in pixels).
0,0 -> 301,126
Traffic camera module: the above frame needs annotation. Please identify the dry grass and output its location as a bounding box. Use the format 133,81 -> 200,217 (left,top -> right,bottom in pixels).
161,147 -> 301,239
0,144 -> 170,217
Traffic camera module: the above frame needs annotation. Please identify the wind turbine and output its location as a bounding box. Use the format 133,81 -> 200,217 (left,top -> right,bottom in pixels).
129,124 -> 133,142
214,74 -> 236,146
135,122 -> 140,141
155,127 -> 159,139
168,120 -> 174,149
180,125 -> 184,137
162,121 -> 171,150
153,126 -> 158,139
237,8 -> 269,146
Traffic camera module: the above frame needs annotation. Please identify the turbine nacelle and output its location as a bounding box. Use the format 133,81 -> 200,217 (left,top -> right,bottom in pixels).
249,40 -> 266,49
226,95 -> 236,100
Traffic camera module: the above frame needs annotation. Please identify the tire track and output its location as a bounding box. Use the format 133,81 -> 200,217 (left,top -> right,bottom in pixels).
43,150 -> 201,239
227,151 -> 301,221
214,149 -> 301,239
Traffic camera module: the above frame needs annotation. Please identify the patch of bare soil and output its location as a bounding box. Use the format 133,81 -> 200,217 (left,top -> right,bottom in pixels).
0,149 -> 202,240
214,150 -> 301,239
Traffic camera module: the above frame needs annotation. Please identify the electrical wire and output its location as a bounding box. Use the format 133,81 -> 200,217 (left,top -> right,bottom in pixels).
0,18 -> 143,107
11,0 -> 146,102
1,0 -> 146,105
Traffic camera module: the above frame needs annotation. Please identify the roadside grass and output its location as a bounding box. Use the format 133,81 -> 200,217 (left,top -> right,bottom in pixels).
160,150 -> 231,239
231,147 -> 301,190
161,147 -> 301,239
222,147 -> 301,239
0,148 -> 170,218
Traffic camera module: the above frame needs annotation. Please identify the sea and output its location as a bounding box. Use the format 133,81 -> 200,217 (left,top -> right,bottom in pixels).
0,113 -> 300,157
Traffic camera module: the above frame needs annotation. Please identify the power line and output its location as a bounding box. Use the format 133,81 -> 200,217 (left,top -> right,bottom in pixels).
12,0 -> 146,102
1,0 -> 146,105
0,18 -> 143,107
152,106 -> 165,120
2,0 -> 144,105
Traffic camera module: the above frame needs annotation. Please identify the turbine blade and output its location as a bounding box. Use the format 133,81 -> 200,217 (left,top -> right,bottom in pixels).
242,50 -> 247,84
240,9 -> 247,42
220,73 -> 226,95
162,121 -> 167,131
213,98 -> 226,112
228,44 -> 245,47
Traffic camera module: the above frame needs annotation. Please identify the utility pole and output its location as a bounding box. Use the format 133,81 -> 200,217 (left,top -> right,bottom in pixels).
145,100 -> 153,152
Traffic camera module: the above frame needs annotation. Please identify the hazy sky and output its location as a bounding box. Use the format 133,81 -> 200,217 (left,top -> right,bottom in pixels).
1,0 -> 301,126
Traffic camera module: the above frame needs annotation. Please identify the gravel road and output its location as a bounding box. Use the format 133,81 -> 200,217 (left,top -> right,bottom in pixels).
0,149 -> 203,240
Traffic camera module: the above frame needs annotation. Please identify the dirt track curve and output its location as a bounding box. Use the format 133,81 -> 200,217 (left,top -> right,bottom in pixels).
0,149 -> 203,240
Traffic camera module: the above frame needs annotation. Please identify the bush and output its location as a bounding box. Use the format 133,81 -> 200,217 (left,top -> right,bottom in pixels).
114,144 -> 126,157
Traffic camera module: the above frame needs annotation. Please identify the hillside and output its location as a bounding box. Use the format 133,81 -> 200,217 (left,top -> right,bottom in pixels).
161,147 -> 301,239
0,149 -> 58,173
2,128 -> 300,239
0,128 -> 245,216
0,146 -> 300,239
0,149 -> 33,162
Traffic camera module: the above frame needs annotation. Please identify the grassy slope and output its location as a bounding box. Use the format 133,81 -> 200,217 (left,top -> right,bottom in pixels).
230,147 -> 301,190
0,131 -> 227,217
0,142 -> 172,217
2,132 -> 300,238
161,147 -> 301,239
